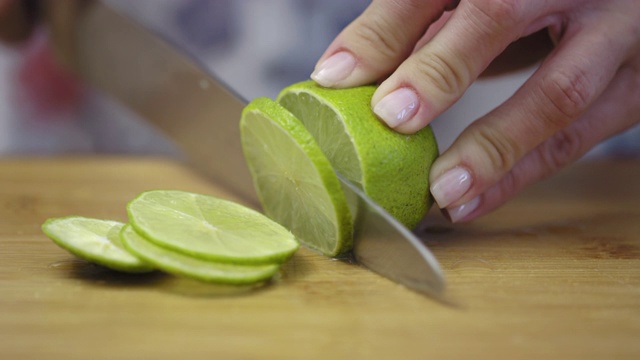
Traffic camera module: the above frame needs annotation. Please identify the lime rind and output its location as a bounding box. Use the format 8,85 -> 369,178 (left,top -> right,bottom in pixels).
241,97 -> 353,257
127,190 -> 299,265
42,216 -> 154,273
120,224 -> 279,284
278,80 -> 438,229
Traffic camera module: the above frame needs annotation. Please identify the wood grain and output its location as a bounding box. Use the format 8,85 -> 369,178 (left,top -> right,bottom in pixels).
1,156 -> 638,360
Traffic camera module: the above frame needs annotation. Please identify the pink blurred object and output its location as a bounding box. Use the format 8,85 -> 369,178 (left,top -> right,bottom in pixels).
15,31 -> 85,119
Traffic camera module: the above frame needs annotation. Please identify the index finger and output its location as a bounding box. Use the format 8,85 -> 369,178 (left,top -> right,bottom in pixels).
311,0 -> 454,88
372,0 -> 560,133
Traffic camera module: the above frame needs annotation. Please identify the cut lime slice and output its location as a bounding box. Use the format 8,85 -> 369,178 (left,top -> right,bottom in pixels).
278,81 -> 439,229
240,97 -> 353,257
42,216 -> 154,273
120,225 -> 279,284
126,190 -> 299,264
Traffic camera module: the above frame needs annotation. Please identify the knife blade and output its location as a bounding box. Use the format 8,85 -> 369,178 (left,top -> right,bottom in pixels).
46,0 -> 256,204
44,0 -> 446,296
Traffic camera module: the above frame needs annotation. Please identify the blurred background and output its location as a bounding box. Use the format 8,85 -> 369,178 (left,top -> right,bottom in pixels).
0,0 -> 638,158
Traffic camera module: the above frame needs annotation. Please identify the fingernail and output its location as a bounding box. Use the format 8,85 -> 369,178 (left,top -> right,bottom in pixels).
430,166 -> 473,208
373,88 -> 419,128
444,196 -> 480,223
311,51 -> 357,87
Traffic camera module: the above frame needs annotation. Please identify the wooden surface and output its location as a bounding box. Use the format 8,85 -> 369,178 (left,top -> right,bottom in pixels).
1,156 -> 639,360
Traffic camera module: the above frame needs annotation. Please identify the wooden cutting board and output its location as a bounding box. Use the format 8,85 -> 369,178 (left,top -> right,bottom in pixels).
1,156 -> 638,360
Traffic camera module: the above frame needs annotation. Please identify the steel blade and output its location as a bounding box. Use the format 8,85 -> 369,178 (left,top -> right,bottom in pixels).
46,0 -> 256,204
338,173 -> 446,296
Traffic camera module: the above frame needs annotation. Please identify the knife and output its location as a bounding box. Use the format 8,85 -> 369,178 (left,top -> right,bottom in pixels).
44,0 -> 446,296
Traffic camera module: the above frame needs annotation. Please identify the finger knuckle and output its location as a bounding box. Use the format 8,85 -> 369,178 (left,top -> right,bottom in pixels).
466,0 -> 524,32
393,0 -> 424,13
471,125 -> 522,175
540,66 -> 594,128
539,128 -> 584,173
414,51 -> 467,98
353,16 -> 405,61
497,169 -> 521,201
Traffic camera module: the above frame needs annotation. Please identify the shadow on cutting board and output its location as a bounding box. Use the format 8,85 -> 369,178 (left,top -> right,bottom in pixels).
52,257 -> 281,298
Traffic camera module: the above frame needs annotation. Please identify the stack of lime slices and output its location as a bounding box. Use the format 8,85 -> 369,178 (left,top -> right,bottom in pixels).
241,98 -> 354,257
42,190 -> 299,285
241,81 -> 438,257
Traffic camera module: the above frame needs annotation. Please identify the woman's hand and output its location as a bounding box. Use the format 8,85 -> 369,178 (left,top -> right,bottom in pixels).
311,0 -> 640,222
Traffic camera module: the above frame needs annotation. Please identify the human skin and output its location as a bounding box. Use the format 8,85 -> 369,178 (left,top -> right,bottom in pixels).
311,0 -> 640,222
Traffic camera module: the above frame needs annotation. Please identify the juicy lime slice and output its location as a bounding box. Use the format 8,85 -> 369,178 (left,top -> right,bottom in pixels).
42,216 -> 154,273
126,190 -> 298,264
277,80 -> 439,228
120,225 -> 279,284
240,97 -> 353,257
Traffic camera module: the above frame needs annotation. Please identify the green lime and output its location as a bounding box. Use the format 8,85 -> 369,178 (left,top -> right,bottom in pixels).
120,225 -> 280,284
126,190 -> 298,264
42,216 -> 154,273
278,81 -> 439,229
240,97 -> 353,257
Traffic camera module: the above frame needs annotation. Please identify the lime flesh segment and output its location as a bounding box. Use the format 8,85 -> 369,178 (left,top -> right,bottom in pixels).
42,216 -> 154,273
278,81 -> 439,229
120,225 -> 279,284
127,190 -> 299,264
240,97 -> 353,257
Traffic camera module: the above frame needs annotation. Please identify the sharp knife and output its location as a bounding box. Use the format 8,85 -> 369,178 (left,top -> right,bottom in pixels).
44,0 -> 446,296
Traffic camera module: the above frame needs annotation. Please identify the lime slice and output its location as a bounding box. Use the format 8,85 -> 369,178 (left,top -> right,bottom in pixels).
278,80 -> 439,228
120,225 -> 279,284
240,97 -> 353,257
42,216 -> 154,273
126,190 -> 299,264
